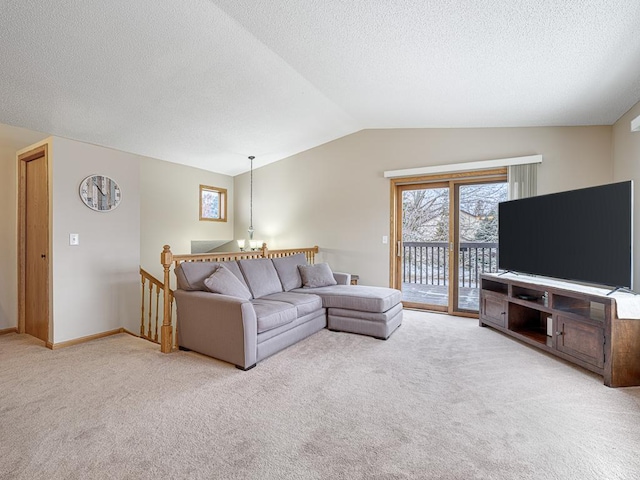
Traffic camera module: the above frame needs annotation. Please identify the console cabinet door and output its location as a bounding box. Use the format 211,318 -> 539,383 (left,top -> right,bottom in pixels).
556,315 -> 604,368
480,292 -> 507,328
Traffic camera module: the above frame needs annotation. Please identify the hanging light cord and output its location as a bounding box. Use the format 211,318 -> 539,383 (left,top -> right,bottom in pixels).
249,156 -> 255,238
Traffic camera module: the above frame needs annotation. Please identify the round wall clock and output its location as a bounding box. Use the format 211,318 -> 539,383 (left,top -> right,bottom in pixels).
79,174 -> 122,212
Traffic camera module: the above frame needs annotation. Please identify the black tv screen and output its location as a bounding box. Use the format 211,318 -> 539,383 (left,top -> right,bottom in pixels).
498,181 -> 633,288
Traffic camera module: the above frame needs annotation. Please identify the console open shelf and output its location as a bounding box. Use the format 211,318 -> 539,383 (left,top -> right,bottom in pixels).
508,302 -> 552,347
479,274 -> 640,387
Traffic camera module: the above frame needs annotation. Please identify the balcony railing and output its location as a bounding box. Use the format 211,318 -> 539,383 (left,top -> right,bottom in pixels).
402,241 -> 499,288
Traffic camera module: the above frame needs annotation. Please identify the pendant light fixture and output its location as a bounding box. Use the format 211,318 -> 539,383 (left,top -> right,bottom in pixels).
248,156 -> 255,240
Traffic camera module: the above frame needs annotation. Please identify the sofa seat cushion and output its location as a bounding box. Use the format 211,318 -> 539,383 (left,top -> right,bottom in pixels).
257,308 -> 326,345
261,292 -> 323,317
291,285 -> 402,313
251,299 -> 297,333
328,303 -> 403,323
176,261 -> 249,293
239,258 -> 284,298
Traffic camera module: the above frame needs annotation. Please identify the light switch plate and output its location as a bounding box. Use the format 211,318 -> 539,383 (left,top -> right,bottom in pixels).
382,235 -> 388,244
69,233 -> 79,246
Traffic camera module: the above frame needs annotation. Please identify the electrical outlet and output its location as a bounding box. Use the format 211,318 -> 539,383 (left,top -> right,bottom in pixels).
69,233 -> 79,246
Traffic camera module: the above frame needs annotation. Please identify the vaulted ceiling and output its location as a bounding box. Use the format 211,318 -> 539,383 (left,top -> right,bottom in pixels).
2,1 -> 640,175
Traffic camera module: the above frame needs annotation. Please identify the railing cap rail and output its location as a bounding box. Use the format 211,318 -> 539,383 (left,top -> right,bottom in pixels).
403,241 -> 498,248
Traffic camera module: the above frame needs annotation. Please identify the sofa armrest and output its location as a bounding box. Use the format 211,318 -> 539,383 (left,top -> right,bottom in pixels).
174,290 -> 257,368
333,272 -> 351,285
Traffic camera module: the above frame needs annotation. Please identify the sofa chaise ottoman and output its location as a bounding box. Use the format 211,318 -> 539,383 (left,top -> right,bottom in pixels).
293,285 -> 403,340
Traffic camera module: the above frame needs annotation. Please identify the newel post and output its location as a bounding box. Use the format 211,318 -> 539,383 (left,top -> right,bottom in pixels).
160,245 -> 173,353
261,243 -> 268,258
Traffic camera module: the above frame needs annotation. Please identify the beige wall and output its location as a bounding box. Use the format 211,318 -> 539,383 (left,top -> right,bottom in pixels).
0,145 -> 20,330
139,158 -> 234,281
0,125 -> 48,331
50,137 -> 141,342
612,100 -> 640,289
0,122 -> 625,335
0,121 -> 234,340
234,127 -> 613,286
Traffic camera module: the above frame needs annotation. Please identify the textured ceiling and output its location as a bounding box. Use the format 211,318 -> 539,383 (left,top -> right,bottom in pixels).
1,1 -> 640,175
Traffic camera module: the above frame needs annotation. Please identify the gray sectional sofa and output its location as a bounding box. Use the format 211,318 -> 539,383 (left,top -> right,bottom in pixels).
173,253 -> 403,370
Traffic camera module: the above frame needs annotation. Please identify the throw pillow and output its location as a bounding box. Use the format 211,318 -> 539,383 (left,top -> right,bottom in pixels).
298,263 -> 338,288
204,265 -> 252,300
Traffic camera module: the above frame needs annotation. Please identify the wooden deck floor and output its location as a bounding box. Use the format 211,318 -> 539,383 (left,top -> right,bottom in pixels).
401,283 -> 479,311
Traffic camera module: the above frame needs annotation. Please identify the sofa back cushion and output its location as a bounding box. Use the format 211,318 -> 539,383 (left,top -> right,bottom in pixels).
203,265 -> 252,300
176,261 -> 249,292
272,253 -> 307,291
238,258 -> 284,298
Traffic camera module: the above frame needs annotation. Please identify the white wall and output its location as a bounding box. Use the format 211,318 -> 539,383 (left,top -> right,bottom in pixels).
50,137 -> 141,342
0,124 -> 48,331
139,158 -> 234,281
612,100 -> 640,289
234,127 -> 613,287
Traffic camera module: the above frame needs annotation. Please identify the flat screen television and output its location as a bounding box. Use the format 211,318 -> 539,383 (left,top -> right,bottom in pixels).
498,181 -> 633,289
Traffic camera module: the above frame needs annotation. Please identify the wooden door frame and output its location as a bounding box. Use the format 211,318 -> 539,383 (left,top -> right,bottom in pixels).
18,144 -> 51,342
394,182 -> 450,312
389,168 -> 507,315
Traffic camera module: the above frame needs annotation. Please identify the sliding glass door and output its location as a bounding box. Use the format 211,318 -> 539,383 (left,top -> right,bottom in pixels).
454,182 -> 508,312
399,183 -> 450,312
393,171 -> 507,315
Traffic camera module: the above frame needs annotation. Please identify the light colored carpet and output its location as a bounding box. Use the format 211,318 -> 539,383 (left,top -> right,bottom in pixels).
2,310 -> 640,480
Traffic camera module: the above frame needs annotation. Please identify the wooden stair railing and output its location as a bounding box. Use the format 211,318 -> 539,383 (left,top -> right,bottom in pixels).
139,267 -> 174,346
156,244 -> 319,353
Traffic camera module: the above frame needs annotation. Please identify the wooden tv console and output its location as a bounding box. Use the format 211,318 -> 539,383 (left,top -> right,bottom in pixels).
479,274 -> 640,387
